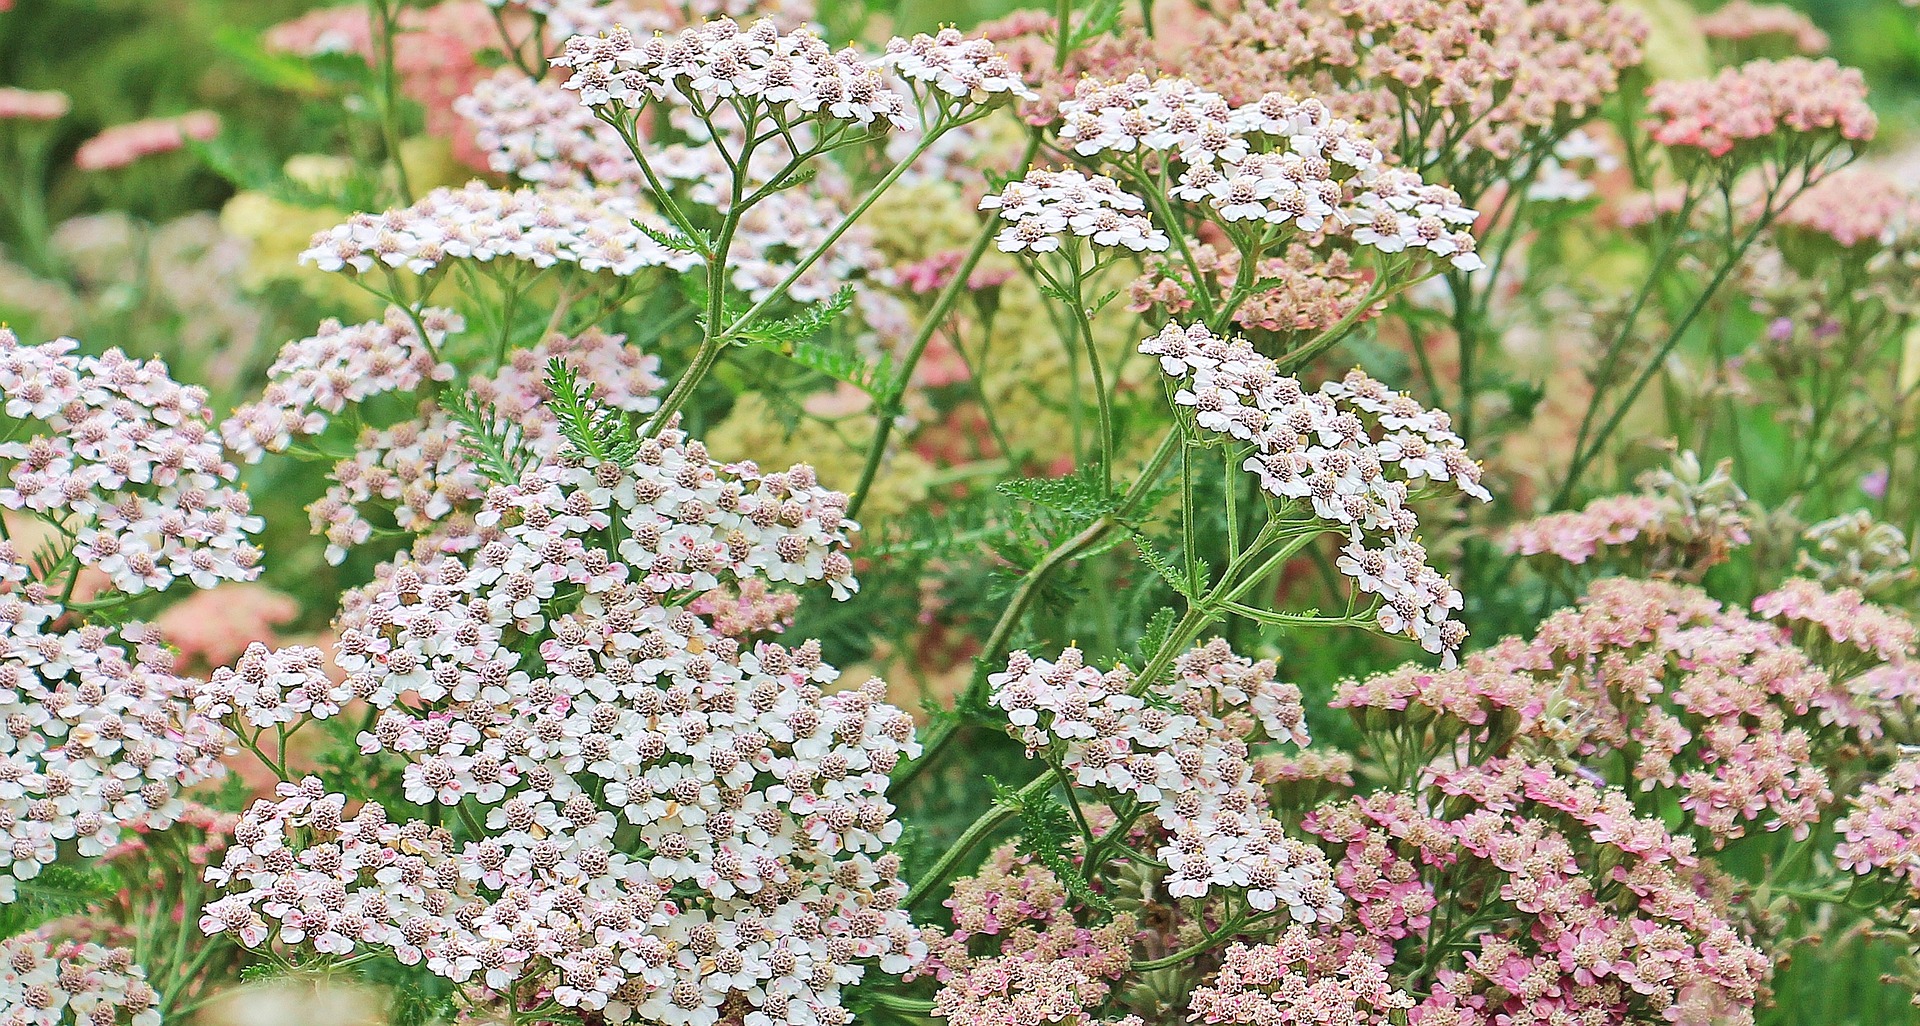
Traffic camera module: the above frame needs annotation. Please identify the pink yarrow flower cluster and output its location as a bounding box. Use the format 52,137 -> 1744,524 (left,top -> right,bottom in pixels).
0,330 -> 264,594
454,69 -> 638,187
1698,1 -> 1829,54
72,112 -> 219,171
0,934 -> 160,1026
1645,57 -> 1876,158
988,641 -> 1340,918
1142,321 -> 1487,659
1754,577 -> 1919,666
1307,760 -> 1771,1026
1836,755 -> 1920,889
0,87 -> 71,121
1188,928 -> 1413,1025
200,441 -> 918,1023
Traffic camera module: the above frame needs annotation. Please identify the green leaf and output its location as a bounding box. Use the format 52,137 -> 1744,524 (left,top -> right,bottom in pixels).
991,779 -> 1114,917
546,359 -> 644,464
1130,530 -> 1196,598
442,389 -> 533,485
0,863 -> 119,936
1134,606 -> 1179,667
736,286 -> 856,346
997,471 -> 1119,521
1069,0 -> 1125,46
634,219 -> 708,254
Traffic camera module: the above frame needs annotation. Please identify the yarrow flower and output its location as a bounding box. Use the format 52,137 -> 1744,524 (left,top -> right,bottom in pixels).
988,641 -> 1340,919
299,181 -> 701,278
980,168 -> 1168,254
876,27 -> 1038,105
1645,57 -> 1876,159
72,111 -> 219,171
454,69 -> 639,187
1698,1 -> 1830,54
0,934 -> 160,1026
0,330 -> 264,594
1501,452 -> 1752,577
1188,928 -> 1413,1025
220,307 -> 461,462
1836,754 -> 1920,889
553,18 -> 914,128
1754,577 -> 1919,667
201,436 -> 921,1022
1142,321 -> 1487,658
1055,76 -> 1484,269
0,87 -> 71,122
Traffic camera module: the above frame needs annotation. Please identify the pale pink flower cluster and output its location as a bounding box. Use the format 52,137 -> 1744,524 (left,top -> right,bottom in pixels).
1060,76 -> 1482,269
979,168 -> 1169,254
0,87 -> 70,121
72,111 -> 219,170
300,181 -> 701,277
1776,166 -> 1920,249
1528,578 -> 1879,843
154,583 -> 300,670
1308,761 -> 1770,1026
1142,321 -> 1487,658
1754,577 -> 1919,665
1836,755 -> 1920,888
1501,454 -> 1752,574
220,307 -> 461,462
1699,2 -> 1829,54
0,934 -> 159,1026
988,642 -> 1340,919
307,328 -> 664,562
454,69 -> 637,187
202,444 -> 918,1024
555,18 -> 913,127
1188,928 -> 1412,1025
0,545 -> 229,896
912,838 -> 1142,1026
1188,0 -> 1648,162
0,331 -> 264,594
1645,57 -> 1876,158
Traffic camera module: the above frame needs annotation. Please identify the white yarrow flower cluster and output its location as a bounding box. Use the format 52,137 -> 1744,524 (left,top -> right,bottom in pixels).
1142,321 -> 1489,660
0,330 -> 264,594
220,307 -> 461,462
0,547 -> 228,897
0,934 -> 161,1026
299,182 -> 701,278
554,18 -> 913,128
987,641 -> 1340,920
980,168 -> 1169,254
1060,75 -> 1484,269
201,439 -> 920,1024
876,28 -> 1037,104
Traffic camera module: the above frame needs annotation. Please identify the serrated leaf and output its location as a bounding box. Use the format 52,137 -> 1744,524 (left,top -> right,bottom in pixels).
546,359 -> 642,464
634,219 -> 708,254
1134,606 -> 1178,667
1089,288 -> 1123,314
997,471 -> 1118,521
0,864 -> 119,936
443,389 -> 533,485
1130,530 -> 1195,598
737,286 -> 856,347
992,779 -> 1114,917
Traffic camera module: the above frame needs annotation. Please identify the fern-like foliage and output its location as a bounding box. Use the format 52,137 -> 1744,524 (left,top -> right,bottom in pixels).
547,359 -> 644,465
990,778 -> 1114,917
442,388 -> 535,485
0,863 -> 119,937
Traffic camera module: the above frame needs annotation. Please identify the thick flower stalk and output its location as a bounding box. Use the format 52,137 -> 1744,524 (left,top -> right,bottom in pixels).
199,433 -> 922,1023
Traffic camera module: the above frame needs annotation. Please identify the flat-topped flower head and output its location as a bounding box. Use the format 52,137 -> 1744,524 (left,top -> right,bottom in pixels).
988,640 -> 1338,920
878,27 -> 1037,104
1699,1 -> 1830,54
1645,57 -> 1875,160
201,438 -> 918,1022
0,934 -> 160,1026
554,17 -> 914,128
0,330 -> 264,594
300,181 -> 701,278
980,168 -> 1168,253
